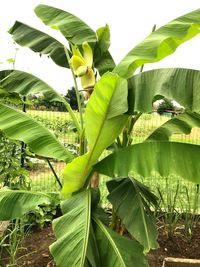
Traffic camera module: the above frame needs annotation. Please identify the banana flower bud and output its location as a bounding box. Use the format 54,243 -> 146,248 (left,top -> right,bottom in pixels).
70,42 -> 95,91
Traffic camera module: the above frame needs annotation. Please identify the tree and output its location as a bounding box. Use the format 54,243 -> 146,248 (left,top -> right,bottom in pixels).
0,5 -> 200,266
157,98 -> 174,115
65,86 -> 84,110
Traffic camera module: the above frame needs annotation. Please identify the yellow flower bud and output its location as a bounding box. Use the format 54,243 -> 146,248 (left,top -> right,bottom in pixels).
69,55 -> 86,75
75,65 -> 88,77
81,68 -> 95,89
82,42 -> 93,68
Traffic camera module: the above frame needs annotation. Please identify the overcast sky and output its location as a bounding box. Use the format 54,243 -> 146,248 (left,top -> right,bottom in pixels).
1,0 -> 200,94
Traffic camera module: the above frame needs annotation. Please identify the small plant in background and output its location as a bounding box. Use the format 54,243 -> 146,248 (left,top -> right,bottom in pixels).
157,179 -> 181,238
23,203 -> 58,229
181,186 -> 200,241
0,219 -> 28,267
0,131 -> 30,190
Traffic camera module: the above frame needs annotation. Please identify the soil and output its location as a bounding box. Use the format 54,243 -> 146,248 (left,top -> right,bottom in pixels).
148,219 -> 200,267
0,224 -> 56,267
1,220 -> 200,267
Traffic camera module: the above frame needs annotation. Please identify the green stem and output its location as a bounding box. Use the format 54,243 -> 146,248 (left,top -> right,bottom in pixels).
12,46 -> 18,69
116,137 -> 122,148
152,24 -> 157,32
62,98 -> 82,137
110,208 -> 118,230
122,112 -> 142,147
64,47 -> 84,130
128,112 -> 142,136
20,96 -> 26,169
127,112 -> 142,145
79,129 -> 87,155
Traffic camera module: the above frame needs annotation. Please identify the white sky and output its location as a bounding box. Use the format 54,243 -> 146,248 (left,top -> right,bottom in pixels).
1,0 -> 200,94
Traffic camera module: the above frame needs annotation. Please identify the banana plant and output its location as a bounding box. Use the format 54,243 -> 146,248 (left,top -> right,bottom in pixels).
1,5 -> 200,266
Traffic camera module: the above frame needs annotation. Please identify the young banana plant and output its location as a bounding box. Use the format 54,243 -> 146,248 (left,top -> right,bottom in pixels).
0,5 -> 200,267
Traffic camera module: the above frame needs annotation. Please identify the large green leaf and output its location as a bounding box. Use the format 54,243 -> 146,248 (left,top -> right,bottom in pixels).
0,70 -> 65,102
62,153 -> 91,196
85,73 -> 128,157
128,68 -> 200,114
146,111 -> 200,141
107,178 -> 158,252
94,24 -> 115,75
0,70 -> 81,134
96,24 -> 111,53
95,142 -> 200,184
93,217 -> 148,267
50,190 -> 91,267
0,104 -> 73,162
0,89 -> 22,104
114,9 -> 200,78
94,50 -> 116,76
34,5 -> 115,74
0,188 -> 56,220
35,4 -> 97,46
9,21 -> 69,68
62,73 -> 128,196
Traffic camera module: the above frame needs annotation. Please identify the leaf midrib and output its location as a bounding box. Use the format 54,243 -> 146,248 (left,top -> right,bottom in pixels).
84,79 -> 124,178
94,218 -> 126,267
80,190 -> 91,267
131,179 -> 151,250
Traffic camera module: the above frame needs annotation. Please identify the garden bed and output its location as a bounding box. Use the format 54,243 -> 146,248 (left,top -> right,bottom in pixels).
1,219 -> 200,267
148,219 -> 200,267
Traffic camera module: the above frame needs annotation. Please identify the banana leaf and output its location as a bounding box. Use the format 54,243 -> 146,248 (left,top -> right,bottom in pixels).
94,50 -> 116,76
93,216 -> 148,267
9,21 -> 69,68
0,104 -> 73,162
34,4 -> 97,46
50,190 -> 91,267
127,68 -> 200,114
114,9 -> 200,78
146,111 -> 200,141
0,70 -> 65,102
94,141 -> 200,184
35,5 -> 115,75
96,24 -> 110,53
0,189 -> 57,220
107,178 -> 158,252
62,73 -> 128,196
0,70 -> 81,134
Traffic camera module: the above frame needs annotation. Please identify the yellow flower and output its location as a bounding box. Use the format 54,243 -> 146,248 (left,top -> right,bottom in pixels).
70,42 -> 95,89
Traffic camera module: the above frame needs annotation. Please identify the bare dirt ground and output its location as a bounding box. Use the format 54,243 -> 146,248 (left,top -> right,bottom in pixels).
1,220 -> 200,267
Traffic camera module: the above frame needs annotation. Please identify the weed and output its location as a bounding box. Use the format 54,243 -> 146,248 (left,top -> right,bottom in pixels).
180,186 -> 200,240
0,219 -> 29,266
156,179 -> 181,237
